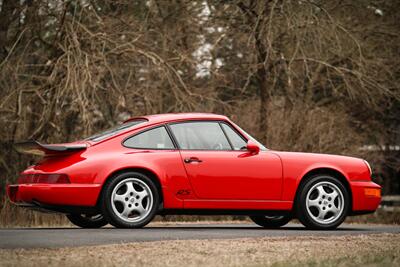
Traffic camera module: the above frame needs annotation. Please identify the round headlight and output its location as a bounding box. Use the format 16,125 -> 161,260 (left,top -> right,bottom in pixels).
364,160 -> 372,176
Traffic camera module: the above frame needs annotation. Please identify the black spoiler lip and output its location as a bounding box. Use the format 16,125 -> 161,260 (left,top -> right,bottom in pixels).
14,140 -> 87,156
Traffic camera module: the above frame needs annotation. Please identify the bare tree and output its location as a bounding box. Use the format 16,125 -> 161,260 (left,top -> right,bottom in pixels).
0,0 -> 399,225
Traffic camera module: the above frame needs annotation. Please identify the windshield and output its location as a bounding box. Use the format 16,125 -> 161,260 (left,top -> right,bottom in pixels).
234,124 -> 268,151
86,119 -> 147,142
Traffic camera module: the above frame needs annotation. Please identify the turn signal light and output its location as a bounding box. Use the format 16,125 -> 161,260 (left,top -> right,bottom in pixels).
364,188 -> 381,198
18,174 -> 70,184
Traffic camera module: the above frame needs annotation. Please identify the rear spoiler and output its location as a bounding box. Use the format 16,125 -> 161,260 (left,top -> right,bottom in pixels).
14,140 -> 87,156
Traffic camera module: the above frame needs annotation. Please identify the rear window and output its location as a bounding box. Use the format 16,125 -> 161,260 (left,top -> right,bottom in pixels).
86,119 -> 147,142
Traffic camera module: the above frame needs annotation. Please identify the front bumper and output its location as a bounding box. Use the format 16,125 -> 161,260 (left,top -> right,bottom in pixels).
6,183 -> 102,207
350,181 -> 381,213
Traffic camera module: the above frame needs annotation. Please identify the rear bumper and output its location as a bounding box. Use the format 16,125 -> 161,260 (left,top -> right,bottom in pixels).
350,180 -> 381,213
6,183 -> 102,207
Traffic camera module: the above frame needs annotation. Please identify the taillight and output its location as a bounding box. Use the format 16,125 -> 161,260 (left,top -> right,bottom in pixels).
18,173 -> 70,184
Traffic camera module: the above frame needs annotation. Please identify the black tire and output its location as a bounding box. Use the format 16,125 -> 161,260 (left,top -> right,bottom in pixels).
100,171 -> 159,228
295,175 -> 350,230
66,214 -> 108,228
250,215 -> 292,228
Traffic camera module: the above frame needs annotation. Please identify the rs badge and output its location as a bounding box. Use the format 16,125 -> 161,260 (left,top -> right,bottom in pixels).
176,189 -> 191,196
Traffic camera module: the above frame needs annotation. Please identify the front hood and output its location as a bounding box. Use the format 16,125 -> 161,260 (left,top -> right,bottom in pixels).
274,151 -> 371,180
270,150 -> 370,181
272,151 -> 364,164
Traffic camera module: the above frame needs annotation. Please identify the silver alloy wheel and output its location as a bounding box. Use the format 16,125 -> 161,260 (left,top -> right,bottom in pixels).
305,181 -> 344,224
111,178 -> 153,223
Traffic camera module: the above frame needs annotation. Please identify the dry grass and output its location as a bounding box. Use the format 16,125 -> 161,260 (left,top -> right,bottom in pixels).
0,234 -> 399,267
345,209 -> 400,225
1,202 -> 399,228
0,200 -> 70,228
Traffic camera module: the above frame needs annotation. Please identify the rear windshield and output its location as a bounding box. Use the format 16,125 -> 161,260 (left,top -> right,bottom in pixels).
86,119 -> 147,142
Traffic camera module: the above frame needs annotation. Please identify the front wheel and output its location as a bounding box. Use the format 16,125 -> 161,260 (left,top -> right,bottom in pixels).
295,175 -> 350,230
250,215 -> 292,228
66,214 -> 108,228
100,172 -> 159,228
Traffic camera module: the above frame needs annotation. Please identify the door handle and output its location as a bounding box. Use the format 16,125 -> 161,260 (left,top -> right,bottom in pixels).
184,157 -> 202,163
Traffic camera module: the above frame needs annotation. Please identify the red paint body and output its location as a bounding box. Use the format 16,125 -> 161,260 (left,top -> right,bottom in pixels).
6,113 -> 381,215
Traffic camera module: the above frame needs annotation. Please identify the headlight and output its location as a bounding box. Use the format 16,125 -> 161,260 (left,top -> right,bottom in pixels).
364,160 -> 372,176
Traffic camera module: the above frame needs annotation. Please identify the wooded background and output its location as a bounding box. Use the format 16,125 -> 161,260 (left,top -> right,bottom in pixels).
0,0 -> 399,218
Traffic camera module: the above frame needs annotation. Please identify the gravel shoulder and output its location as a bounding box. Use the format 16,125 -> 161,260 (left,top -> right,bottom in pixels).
1,233 -> 399,267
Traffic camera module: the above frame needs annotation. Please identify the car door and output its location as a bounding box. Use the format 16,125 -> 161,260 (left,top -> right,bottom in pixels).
168,121 -> 282,200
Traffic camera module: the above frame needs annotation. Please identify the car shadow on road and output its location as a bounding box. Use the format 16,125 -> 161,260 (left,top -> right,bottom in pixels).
145,226 -> 369,231
3,225 -> 371,231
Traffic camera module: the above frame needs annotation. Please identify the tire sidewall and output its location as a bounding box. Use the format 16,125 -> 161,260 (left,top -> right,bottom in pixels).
101,172 -> 159,228
66,214 -> 108,228
250,215 -> 292,228
297,175 -> 350,230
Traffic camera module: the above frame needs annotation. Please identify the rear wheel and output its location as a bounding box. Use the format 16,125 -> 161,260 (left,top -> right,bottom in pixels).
250,215 -> 292,228
100,172 -> 159,228
296,175 -> 350,230
66,214 -> 108,228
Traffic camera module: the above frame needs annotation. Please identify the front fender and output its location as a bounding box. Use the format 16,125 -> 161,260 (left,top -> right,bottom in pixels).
275,151 -> 370,203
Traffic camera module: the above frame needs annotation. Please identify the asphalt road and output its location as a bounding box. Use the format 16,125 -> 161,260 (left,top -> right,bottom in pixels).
0,223 -> 399,249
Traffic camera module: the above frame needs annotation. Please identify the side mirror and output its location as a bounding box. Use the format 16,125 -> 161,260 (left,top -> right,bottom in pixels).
246,140 -> 260,154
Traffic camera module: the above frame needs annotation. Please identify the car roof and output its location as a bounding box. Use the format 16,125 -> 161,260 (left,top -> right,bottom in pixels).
124,113 -> 229,124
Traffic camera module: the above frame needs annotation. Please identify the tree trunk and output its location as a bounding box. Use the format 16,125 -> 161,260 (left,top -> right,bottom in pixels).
254,5 -> 269,146
0,0 -> 19,61
256,54 -> 269,145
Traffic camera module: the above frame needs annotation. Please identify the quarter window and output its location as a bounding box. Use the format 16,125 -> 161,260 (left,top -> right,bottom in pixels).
124,126 -> 175,149
169,122 -> 231,150
221,123 -> 247,150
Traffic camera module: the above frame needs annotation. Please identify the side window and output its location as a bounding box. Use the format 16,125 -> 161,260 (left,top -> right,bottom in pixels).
221,123 -> 247,150
124,126 -> 175,149
169,122 -> 231,150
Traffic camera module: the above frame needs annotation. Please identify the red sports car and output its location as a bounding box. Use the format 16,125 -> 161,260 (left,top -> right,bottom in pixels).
7,113 -> 381,229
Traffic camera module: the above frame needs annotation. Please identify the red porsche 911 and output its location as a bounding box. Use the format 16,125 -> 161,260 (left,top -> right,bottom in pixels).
7,113 -> 381,229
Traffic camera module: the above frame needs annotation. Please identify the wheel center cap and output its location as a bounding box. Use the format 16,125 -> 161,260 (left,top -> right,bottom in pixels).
130,198 -> 135,203
323,200 -> 328,205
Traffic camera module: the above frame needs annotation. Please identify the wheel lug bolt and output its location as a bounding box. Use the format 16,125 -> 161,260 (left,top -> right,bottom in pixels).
130,192 -> 133,196
328,204 -> 332,208
136,196 -> 140,199
328,197 -> 331,201
319,201 -> 322,205
125,198 -> 128,201
323,207 -> 326,210
128,204 -> 132,208
135,203 -> 139,206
